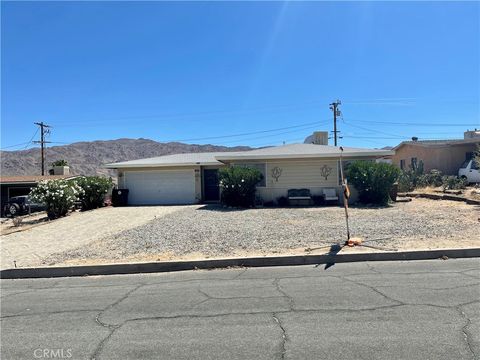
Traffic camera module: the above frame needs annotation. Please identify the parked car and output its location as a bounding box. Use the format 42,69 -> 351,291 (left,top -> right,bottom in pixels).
3,195 -> 46,217
458,159 -> 480,184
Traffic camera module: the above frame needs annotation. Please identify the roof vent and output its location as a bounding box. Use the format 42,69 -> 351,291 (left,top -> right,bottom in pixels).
412,136 -> 418,142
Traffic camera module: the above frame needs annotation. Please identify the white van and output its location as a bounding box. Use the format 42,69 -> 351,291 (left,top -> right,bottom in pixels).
458,159 -> 480,184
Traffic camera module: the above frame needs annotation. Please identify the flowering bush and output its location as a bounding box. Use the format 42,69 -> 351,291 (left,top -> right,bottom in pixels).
346,161 -> 400,205
29,179 -> 84,219
75,176 -> 113,210
219,166 -> 263,207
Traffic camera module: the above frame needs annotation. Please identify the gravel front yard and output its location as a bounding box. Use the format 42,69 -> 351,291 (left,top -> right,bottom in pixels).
0,206 -> 197,269
47,198 -> 480,266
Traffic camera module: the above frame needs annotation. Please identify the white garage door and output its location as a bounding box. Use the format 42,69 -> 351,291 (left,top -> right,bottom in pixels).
124,170 -> 196,205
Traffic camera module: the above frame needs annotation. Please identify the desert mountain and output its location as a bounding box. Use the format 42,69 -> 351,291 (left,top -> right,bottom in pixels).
0,138 -> 252,176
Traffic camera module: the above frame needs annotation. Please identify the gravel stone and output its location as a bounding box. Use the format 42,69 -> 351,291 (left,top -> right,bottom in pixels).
48,199 -> 479,264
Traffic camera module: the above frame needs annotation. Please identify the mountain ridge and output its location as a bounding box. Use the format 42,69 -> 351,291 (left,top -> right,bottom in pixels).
0,138 -> 252,176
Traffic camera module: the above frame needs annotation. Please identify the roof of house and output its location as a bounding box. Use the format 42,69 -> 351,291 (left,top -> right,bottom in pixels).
215,143 -> 394,161
104,151 -> 237,168
393,137 -> 480,150
0,175 -> 79,185
105,144 -> 394,169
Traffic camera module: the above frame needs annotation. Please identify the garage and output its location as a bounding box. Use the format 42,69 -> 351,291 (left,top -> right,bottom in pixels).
124,170 -> 196,205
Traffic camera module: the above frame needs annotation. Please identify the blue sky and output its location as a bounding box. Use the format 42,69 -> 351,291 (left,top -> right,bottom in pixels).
2,1 -> 479,150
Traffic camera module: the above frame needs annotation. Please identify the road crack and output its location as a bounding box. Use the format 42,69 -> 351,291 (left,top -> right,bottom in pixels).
91,284 -> 145,360
272,313 -> 287,360
273,278 -> 295,311
456,305 -> 477,360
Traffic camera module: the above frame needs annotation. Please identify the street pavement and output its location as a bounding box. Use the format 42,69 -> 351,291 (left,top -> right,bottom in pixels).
1,259 -> 479,360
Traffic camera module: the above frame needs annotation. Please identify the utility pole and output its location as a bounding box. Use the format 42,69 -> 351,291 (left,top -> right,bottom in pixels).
33,122 -> 51,175
329,100 -> 341,146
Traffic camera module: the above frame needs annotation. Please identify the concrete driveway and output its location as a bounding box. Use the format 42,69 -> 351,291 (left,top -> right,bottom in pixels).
1,259 -> 479,359
0,205 -> 198,270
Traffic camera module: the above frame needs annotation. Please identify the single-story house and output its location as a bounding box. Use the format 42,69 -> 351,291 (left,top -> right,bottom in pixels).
0,174 -> 79,216
392,130 -> 480,175
105,143 -> 393,205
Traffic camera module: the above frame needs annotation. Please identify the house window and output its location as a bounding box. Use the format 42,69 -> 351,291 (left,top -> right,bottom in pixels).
233,163 -> 266,187
400,159 -> 405,170
411,157 -> 418,170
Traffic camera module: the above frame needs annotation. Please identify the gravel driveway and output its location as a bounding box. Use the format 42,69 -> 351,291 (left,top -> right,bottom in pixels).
0,205 -> 198,269
48,199 -> 480,266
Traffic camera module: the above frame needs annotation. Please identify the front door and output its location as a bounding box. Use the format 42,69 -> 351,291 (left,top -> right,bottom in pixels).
203,169 -> 220,202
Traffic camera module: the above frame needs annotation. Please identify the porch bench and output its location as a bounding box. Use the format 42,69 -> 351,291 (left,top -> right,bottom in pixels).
287,189 -> 313,206
323,188 -> 339,204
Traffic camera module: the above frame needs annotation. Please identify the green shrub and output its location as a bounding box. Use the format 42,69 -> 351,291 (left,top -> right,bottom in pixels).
29,179 -> 83,219
441,176 -> 468,191
397,161 -> 424,192
219,166 -> 263,207
51,159 -> 68,167
417,169 -> 443,188
75,176 -> 113,210
346,161 -> 400,205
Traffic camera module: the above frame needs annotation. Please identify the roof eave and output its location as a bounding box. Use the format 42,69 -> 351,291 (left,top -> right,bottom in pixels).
104,161 -> 223,169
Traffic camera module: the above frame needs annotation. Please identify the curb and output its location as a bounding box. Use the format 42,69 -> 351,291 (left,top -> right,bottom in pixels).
1,248 -> 479,279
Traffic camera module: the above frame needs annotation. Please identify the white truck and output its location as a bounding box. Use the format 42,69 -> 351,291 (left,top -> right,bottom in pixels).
458,159 -> 480,184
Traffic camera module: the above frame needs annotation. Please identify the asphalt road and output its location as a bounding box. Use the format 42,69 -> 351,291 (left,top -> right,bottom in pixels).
1,259 -> 479,360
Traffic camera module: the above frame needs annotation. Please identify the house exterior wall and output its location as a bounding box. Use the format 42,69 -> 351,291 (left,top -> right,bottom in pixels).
392,143 -> 479,175
258,159 -> 342,202
114,156 -> 382,205
229,158 -> 361,203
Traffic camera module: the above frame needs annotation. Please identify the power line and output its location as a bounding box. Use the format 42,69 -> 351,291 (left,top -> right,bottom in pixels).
349,119 -> 478,127
342,121 -> 405,139
43,120 -> 331,146
21,128 -> 40,150
1,142 -> 32,150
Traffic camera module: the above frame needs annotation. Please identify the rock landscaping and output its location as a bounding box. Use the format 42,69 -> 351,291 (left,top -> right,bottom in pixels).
46,198 -> 480,266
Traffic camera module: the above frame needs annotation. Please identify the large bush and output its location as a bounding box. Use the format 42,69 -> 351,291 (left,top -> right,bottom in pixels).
442,176 -> 468,191
75,176 -> 113,210
219,166 -> 263,207
346,161 -> 400,205
30,179 -> 84,219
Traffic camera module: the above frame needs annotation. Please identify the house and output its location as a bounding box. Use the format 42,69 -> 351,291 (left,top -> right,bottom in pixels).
105,133 -> 393,205
392,130 -> 480,175
0,174 -> 79,216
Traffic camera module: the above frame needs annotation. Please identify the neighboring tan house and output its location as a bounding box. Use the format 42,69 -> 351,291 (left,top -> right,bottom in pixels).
105,133 -> 393,205
392,130 -> 480,175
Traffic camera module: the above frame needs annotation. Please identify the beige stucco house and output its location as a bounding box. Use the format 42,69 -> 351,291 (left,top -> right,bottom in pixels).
392,130 -> 480,175
105,141 -> 393,205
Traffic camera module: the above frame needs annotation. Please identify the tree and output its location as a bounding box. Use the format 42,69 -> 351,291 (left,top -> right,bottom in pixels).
51,159 -> 68,167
